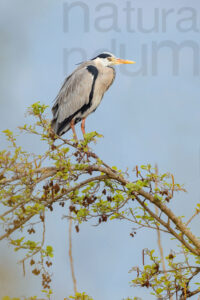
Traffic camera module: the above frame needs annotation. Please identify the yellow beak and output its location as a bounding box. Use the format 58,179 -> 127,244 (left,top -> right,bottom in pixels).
111,57 -> 136,65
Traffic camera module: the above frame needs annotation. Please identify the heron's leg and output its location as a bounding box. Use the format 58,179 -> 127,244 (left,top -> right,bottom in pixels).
81,118 -> 86,137
70,119 -> 78,141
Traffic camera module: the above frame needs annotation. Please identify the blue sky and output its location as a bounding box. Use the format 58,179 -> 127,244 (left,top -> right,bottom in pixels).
0,1 -> 200,299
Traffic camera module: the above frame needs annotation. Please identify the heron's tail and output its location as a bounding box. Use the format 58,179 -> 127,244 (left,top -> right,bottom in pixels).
51,118 -> 71,136
51,119 -> 58,134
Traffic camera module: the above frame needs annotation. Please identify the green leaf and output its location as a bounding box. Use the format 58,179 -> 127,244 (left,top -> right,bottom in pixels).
46,245 -> 54,257
156,288 -> 163,294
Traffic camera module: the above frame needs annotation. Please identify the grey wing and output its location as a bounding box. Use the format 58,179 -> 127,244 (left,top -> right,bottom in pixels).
51,66 -> 95,136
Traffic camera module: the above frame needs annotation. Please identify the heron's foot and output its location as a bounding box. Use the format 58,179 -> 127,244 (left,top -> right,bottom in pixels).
81,118 -> 86,137
70,120 -> 78,142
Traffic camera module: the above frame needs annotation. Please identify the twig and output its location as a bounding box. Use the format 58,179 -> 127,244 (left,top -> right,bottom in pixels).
186,209 -> 200,227
86,164 -> 200,255
69,211 -> 77,295
49,175 -> 108,204
0,214 -> 34,241
154,165 -> 166,275
158,266 -> 200,273
19,211 -> 46,272
134,195 -> 197,256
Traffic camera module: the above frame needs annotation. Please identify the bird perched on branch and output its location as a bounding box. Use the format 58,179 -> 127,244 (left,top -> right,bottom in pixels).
51,52 -> 135,140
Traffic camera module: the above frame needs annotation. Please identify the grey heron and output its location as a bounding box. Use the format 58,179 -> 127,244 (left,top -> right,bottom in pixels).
51,52 -> 135,139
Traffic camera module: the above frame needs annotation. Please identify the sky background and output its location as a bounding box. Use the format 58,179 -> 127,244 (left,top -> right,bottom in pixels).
0,0 -> 200,299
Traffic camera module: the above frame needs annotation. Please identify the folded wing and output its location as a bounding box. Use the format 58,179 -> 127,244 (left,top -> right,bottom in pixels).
52,65 -> 98,136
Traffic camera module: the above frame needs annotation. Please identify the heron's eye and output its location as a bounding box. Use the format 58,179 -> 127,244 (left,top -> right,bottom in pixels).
107,57 -> 112,61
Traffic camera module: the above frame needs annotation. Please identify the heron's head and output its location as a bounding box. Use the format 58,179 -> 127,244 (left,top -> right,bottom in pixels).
92,52 -> 135,67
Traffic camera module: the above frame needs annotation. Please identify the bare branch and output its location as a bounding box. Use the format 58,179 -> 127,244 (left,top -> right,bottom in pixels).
154,164 -> 166,276
69,211 -> 77,295
186,209 -> 200,227
0,214 -> 34,241
86,164 -> 200,255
